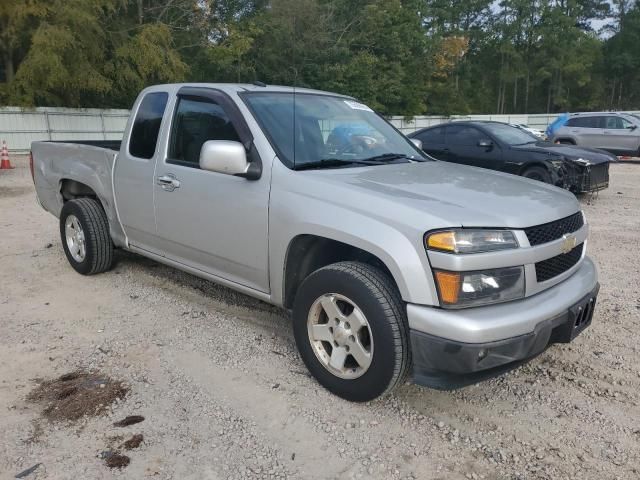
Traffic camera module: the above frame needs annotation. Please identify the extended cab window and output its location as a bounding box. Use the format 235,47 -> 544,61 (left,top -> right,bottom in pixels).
168,97 -> 241,167
129,92 -> 168,159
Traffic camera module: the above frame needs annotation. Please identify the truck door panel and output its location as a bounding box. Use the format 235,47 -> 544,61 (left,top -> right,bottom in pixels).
153,88 -> 270,293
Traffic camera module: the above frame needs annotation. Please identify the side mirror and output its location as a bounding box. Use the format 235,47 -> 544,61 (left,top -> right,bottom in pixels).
199,140 -> 256,178
478,139 -> 493,148
628,125 -> 638,131
410,138 -> 423,150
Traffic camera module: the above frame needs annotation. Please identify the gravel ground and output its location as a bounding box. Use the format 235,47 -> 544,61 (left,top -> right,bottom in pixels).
1,157 -> 639,480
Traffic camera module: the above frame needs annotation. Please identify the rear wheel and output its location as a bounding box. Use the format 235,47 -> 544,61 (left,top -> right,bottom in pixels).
522,166 -> 552,184
292,261 -> 410,402
59,198 -> 113,275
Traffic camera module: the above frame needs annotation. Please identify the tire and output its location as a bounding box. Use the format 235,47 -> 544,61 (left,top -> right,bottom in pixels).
292,261 -> 410,402
558,139 -> 575,145
522,166 -> 552,184
59,198 -> 113,275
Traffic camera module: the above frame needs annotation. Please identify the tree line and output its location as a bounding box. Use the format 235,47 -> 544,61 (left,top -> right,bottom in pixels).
1,0 -> 639,116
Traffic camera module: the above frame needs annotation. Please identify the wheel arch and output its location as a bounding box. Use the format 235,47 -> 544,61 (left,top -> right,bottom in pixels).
58,177 -> 127,248
282,234 -> 399,310
59,178 -> 112,221
519,161 -> 555,176
60,178 -> 101,202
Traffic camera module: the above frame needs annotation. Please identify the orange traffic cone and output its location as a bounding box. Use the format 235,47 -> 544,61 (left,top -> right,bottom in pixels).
1,140 -> 14,169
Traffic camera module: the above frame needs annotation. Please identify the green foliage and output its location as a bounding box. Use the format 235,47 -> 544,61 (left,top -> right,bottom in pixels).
9,0 -> 115,106
108,24 -> 188,106
603,2 -> 640,108
0,0 -> 639,113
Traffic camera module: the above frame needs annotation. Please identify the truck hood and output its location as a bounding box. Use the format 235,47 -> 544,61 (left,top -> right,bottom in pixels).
512,141 -> 615,165
305,161 -> 580,229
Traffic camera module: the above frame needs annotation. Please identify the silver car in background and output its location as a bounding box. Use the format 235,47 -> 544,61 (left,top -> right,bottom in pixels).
550,111 -> 640,156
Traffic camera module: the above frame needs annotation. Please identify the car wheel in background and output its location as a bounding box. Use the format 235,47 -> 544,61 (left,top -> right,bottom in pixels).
59,198 -> 114,275
292,261 -> 410,402
522,166 -> 552,184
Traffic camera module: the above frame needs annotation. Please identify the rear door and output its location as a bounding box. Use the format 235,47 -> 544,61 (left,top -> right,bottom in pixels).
113,90 -> 169,255
152,87 -> 271,293
444,125 -> 504,170
565,116 -> 605,148
602,116 -> 638,154
413,127 -> 447,160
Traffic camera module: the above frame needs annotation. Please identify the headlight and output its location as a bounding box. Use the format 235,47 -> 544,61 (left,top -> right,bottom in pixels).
434,266 -> 525,309
426,229 -> 518,254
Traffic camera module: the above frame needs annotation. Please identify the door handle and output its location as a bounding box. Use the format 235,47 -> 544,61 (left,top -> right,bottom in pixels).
157,174 -> 180,192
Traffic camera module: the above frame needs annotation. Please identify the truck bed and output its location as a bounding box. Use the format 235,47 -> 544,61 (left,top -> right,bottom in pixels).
31,140 -> 124,246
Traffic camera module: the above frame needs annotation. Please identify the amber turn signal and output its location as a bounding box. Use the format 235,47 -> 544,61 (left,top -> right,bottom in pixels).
434,271 -> 461,304
426,231 -> 456,252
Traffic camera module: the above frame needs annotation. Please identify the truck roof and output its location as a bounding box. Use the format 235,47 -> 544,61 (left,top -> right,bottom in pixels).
142,82 -> 353,98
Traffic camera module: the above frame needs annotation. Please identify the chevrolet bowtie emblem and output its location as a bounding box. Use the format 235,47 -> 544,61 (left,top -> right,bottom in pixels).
561,233 -> 577,254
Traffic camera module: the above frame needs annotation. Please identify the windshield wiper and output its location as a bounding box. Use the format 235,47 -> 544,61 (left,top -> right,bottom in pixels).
361,153 -> 417,162
294,159 -> 375,171
294,153 -> 418,171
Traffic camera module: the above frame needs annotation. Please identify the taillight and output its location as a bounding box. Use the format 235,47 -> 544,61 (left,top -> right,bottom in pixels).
29,151 -> 35,183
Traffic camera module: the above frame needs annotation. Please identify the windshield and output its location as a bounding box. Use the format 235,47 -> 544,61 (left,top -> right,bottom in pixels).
482,123 -> 540,145
242,92 -> 426,169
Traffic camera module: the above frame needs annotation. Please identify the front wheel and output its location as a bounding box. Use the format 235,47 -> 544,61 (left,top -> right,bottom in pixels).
59,198 -> 114,275
522,166 -> 552,184
292,262 -> 410,401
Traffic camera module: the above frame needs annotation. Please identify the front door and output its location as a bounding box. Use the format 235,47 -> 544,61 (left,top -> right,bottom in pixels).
153,88 -> 271,293
445,125 -> 504,170
414,127 -> 448,160
602,116 -> 638,154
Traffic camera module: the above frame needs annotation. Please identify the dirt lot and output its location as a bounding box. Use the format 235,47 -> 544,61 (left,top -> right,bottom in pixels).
1,157 -> 639,480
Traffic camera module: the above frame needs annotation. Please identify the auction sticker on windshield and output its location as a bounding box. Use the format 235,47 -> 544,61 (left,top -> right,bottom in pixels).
344,100 -> 373,112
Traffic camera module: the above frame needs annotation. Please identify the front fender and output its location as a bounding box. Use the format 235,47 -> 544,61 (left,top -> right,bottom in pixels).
269,190 -> 439,308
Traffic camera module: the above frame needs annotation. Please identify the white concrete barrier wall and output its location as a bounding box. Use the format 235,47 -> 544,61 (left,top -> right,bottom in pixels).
0,107 -> 129,152
2,106 -> 640,152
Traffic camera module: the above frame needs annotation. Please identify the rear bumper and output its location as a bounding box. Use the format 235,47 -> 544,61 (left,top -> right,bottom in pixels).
407,258 -> 599,389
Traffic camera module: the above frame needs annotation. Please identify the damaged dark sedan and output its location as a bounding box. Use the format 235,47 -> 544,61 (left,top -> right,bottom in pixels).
409,121 -> 612,193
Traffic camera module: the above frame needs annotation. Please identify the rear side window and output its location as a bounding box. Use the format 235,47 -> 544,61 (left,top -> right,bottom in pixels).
129,92 -> 169,159
415,127 -> 444,144
566,116 -> 601,128
168,97 -> 241,167
445,125 -> 485,146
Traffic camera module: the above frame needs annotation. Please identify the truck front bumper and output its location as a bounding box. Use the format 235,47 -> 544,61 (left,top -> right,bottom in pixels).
407,257 -> 599,389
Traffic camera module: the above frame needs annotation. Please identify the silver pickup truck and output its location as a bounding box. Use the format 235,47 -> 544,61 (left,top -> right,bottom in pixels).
31,83 -> 599,401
